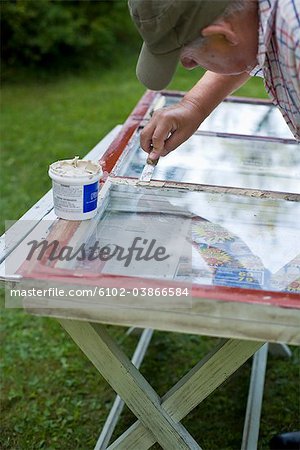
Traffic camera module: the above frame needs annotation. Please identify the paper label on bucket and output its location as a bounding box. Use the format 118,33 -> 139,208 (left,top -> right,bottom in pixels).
52,181 -> 98,214
83,181 -> 98,212
52,182 -> 83,212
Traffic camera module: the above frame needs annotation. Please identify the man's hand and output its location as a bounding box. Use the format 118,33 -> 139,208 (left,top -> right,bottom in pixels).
140,99 -> 204,160
140,71 -> 251,161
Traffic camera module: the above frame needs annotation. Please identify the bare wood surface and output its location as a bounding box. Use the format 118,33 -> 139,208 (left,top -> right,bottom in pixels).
110,176 -> 300,202
108,339 -> 263,449
59,319 -> 201,450
26,296 -> 300,345
94,328 -> 153,450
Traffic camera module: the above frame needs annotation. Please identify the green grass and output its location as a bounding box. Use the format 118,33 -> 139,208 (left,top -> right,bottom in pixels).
1,55 -> 298,450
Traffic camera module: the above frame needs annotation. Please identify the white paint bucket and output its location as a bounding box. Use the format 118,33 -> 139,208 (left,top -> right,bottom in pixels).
49,157 -> 103,220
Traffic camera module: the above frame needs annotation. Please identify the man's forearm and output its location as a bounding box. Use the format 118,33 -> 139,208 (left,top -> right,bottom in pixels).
183,71 -> 251,120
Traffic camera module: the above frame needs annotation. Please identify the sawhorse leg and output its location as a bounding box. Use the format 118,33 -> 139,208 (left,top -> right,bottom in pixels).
95,328 -> 154,450
58,319 -> 264,450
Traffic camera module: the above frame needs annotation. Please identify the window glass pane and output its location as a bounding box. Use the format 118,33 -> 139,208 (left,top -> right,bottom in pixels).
116,133 -> 300,193
34,182 -> 300,295
158,95 -> 294,139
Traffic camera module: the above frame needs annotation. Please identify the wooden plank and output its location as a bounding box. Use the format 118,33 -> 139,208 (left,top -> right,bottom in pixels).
0,195 -> 54,265
111,176 -> 300,202
94,328 -> 153,450
241,344 -> 268,450
58,319 -> 201,450
108,339 -> 263,449
25,297 -> 300,345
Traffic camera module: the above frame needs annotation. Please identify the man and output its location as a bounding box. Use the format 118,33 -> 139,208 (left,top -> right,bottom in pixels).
128,1 -> 300,448
128,0 -> 300,164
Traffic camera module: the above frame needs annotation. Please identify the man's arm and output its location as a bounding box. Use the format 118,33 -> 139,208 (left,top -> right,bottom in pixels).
141,71 -> 250,160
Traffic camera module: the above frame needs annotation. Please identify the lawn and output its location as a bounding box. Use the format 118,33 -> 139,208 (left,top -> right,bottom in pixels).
1,53 -> 299,449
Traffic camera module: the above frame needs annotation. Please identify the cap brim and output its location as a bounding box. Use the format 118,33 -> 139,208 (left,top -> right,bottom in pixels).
136,43 -> 180,91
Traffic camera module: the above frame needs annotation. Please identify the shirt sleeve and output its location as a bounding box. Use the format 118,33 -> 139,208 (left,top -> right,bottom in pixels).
277,0 -> 300,137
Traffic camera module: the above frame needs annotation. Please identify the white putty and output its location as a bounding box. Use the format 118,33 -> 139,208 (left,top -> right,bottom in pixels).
49,156 -> 102,178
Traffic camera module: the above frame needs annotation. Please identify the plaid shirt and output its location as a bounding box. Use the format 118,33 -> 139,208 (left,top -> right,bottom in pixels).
251,0 -> 300,140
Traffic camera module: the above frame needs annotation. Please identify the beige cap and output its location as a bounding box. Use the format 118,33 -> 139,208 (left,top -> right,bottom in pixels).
129,0 -> 232,90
